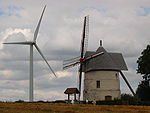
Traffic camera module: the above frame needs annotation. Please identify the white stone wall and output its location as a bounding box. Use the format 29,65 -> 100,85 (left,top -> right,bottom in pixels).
83,70 -> 121,101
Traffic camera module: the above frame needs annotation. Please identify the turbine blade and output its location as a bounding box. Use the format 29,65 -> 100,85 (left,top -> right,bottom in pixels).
34,44 -> 57,77
34,5 -> 46,42
3,41 -> 34,45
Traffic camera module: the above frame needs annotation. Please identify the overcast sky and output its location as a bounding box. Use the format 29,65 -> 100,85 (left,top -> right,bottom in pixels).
0,0 -> 150,101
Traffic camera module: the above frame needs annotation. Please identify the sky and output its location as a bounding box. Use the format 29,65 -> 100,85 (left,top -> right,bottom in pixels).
0,0 -> 150,101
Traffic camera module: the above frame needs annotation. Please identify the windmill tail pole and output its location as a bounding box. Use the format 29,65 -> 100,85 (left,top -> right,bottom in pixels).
120,71 -> 136,96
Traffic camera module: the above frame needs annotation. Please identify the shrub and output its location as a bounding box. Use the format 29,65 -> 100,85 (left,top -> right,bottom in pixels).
121,94 -> 138,105
15,100 -> 24,103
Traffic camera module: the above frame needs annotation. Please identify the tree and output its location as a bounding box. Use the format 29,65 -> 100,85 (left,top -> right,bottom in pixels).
121,94 -> 138,105
137,45 -> 150,80
136,45 -> 150,101
136,80 -> 150,101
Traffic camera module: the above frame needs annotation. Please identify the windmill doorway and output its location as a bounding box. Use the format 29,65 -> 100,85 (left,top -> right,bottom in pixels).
105,96 -> 112,101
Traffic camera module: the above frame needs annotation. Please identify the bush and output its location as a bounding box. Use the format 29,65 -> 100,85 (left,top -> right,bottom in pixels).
138,101 -> 150,106
96,99 -> 122,105
37,100 -> 45,103
83,94 -> 138,105
121,94 -> 138,105
53,100 -> 66,103
136,80 -> 150,101
15,100 -> 24,103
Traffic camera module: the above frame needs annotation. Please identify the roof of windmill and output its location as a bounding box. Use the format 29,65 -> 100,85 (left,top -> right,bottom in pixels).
82,46 -> 128,72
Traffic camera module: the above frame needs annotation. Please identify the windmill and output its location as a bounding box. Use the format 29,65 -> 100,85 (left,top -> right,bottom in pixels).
82,42 -> 136,101
63,16 -> 103,101
3,5 -> 56,102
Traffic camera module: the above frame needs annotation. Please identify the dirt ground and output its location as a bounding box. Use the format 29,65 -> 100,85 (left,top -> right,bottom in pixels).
0,102 -> 150,113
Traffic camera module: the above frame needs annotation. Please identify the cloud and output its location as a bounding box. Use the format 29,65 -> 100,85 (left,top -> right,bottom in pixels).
56,71 -> 72,78
0,28 -> 32,49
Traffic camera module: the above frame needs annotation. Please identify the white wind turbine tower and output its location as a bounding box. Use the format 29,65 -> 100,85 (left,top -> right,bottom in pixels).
3,5 -> 57,102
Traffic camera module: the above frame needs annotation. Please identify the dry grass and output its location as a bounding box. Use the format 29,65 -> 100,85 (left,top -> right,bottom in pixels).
0,102 -> 150,113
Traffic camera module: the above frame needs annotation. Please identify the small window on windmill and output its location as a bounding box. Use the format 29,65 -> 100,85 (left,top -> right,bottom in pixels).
96,81 -> 100,88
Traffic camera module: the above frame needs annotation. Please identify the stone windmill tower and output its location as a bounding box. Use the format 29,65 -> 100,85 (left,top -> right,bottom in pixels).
83,41 -> 128,101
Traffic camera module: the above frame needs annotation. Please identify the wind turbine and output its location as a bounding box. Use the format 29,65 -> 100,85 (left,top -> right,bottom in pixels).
3,5 -> 56,102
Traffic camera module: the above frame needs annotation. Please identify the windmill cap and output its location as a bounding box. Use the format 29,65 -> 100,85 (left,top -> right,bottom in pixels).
83,46 -> 128,72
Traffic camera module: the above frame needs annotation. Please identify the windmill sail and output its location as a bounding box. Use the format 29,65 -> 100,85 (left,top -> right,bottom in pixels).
63,56 -> 80,66
84,51 -> 104,61
78,15 -> 89,100
80,16 -> 89,58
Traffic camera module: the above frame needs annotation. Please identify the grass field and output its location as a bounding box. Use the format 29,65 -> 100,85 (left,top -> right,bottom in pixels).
0,102 -> 150,113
